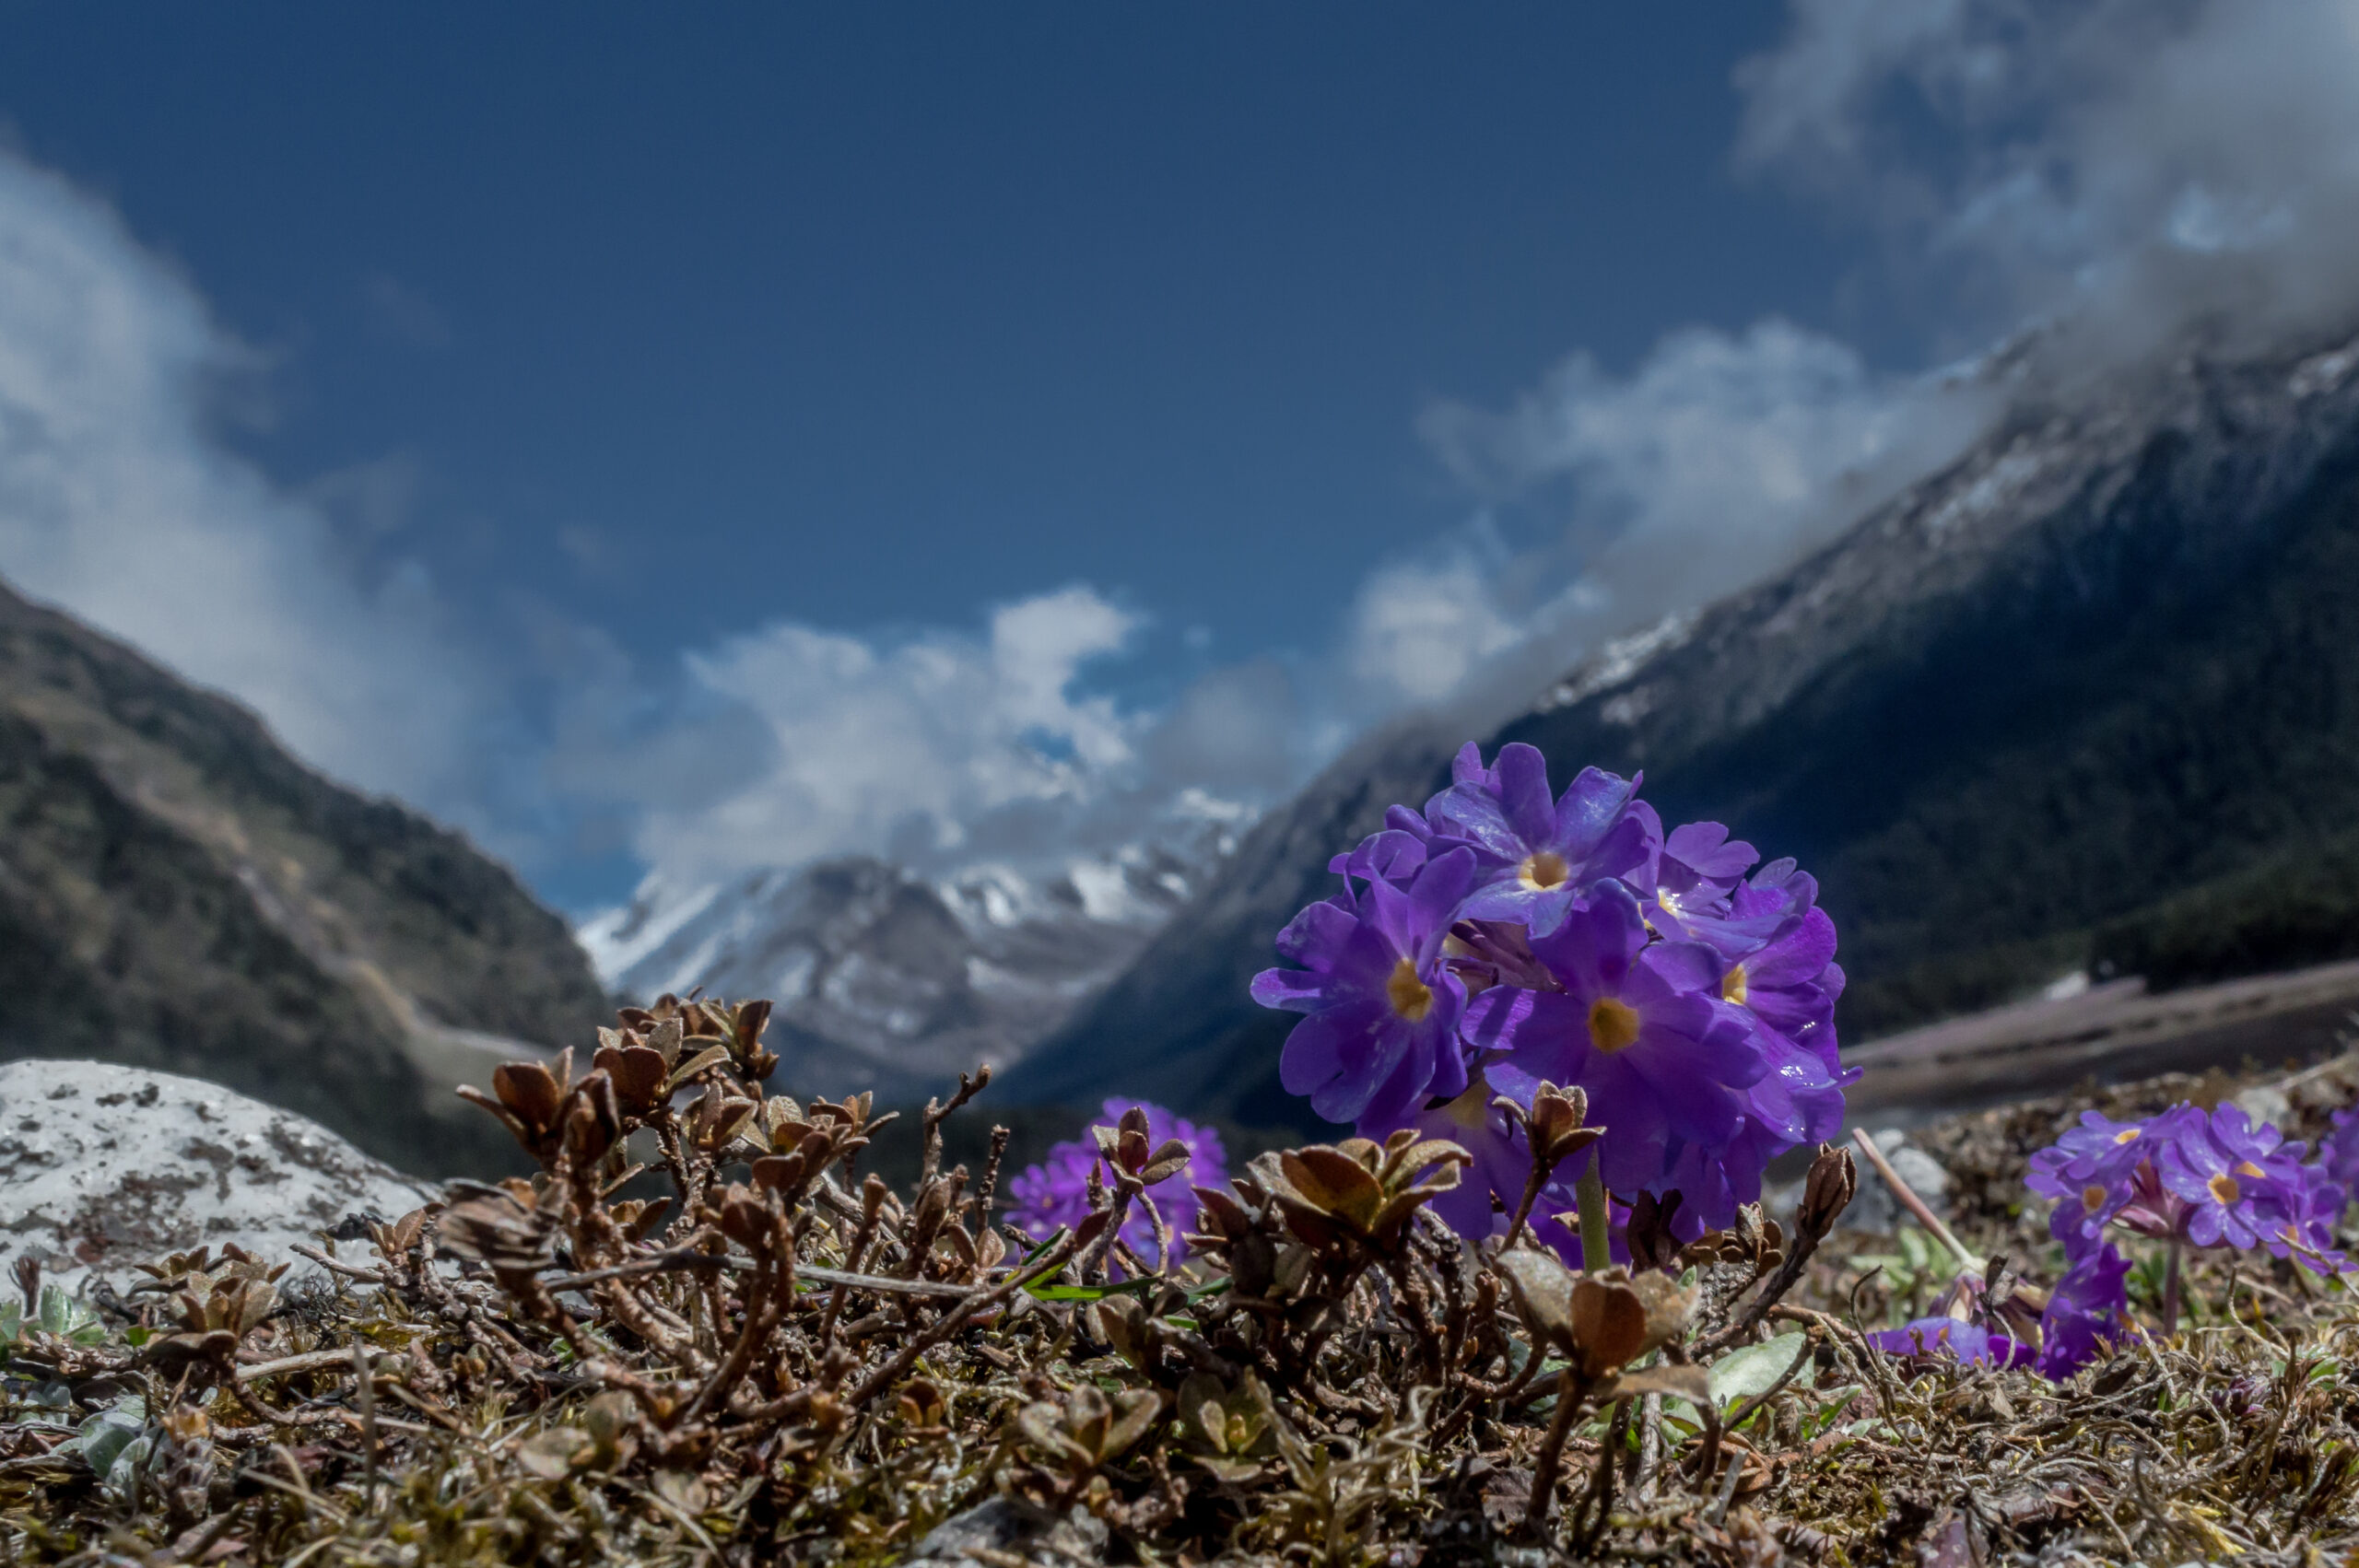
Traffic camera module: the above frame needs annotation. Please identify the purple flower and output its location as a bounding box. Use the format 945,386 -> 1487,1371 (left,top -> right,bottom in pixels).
1252,847 -> 1479,1125
1426,743 -> 1659,937
1327,806 -> 1453,889
1661,855 -> 1848,1079
2319,1106 -> 2359,1196
2027,1102 -> 2345,1273
2034,1241 -> 2135,1380
1868,1316 -> 2032,1369
1005,1098 -> 1227,1273
2025,1106 -> 2183,1254
1359,1073 -> 1528,1246
2157,1102 -> 2305,1250
1650,823 -> 1758,928
1466,882 -> 1766,1194
1651,1035 -> 1846,1239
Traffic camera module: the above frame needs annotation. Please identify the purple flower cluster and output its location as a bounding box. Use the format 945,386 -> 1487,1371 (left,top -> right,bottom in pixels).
1005,1098 -> 1227,1274
2026,1102 -> 2344,1270
1250,742 -> 1853,1264
1896,1101 -> 2349,1383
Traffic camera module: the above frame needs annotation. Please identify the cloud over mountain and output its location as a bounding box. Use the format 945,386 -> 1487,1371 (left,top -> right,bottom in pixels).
0,150 -> 492,822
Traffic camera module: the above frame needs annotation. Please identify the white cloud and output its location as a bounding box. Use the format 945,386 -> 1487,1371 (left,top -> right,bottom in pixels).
1344,542 -> 1523,709
621,586 -> 1146,884
1402,320 -> 1997,715
1737,0 -> 2359,359
0,149 -> 492,820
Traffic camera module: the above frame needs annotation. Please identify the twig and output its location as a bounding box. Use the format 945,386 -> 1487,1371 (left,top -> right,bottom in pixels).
976,1125 -> 1012,1224
289,1244 -> 392,1284
237,1347 -> 382,1383
821,1176 -> 890,1352
351,1340 -> 380,1500
921,1067 -> 992,1188
1850,1129 -> 1982,1272
842,1225 -> 1087,1410
1704,1435 -> 1747,1528
1521,1369 -> 1595,1538
536,1248 -> 978,1300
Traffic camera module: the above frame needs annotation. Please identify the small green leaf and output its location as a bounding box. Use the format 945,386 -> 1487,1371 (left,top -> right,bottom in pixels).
1026,1277 -> 1159,1303
1708,1330 -> 1811,1409
59,1398 -> 147,1476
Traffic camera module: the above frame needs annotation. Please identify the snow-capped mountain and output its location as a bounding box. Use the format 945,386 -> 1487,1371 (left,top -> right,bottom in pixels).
578,815 -> 1243,1102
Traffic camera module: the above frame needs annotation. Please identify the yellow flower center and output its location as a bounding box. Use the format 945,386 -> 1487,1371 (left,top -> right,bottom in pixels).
2236,1160 -> 2266,1178
2209,1172 -> 2241,1205
1386,957 -> 1435,1023
2113,1129 -> 2141,1144
1588,997 -> 1642,1053
1519,850 -> 1572,890
2083,1184 -> 2108,1213
1721,964 -> 1749,1006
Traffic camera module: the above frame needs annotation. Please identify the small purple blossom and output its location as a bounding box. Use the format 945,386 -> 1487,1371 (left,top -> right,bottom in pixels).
1005,1098 -> 1227,1274
1426,743 -> 1659,938
1868,1316 -> 2032,1369
1359,1072 -> 1532,1246
1252,847 -> 1478,1125
2319,1106 -> 2359,1197
2034,1241 -> 2134,1380
2026,1106 -> 2184,1254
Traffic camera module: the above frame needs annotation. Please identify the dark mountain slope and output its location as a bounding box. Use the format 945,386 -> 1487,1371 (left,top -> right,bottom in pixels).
0,578 -> 610,1173
1010,329 -> 2359,1124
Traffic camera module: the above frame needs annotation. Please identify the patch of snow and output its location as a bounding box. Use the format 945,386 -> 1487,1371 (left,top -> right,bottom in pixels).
1599,686 -> 1656,728
2289,336 -> 2359,399
1066,856 -> 1165,926
577,880 -> 722,986
1541,609 -> 1699,711
2041,970 -> 2092,1001
1920,436 -> 2054,541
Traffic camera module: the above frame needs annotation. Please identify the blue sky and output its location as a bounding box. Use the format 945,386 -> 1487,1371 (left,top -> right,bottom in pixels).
0,8 -> 1852,661
0,2 -> 2348,928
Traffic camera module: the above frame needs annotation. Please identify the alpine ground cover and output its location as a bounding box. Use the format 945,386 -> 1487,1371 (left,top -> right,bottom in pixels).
6,746 -> 2359,1565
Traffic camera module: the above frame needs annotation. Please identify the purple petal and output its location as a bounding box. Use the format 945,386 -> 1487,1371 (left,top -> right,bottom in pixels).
1496,743 -> 1557,848
1551,766 -> 1636,859
1250,965 -> 1330,1012
1274,897 -> 1358,967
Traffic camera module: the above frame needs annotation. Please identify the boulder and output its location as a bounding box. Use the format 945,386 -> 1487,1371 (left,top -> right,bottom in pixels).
0,1059 -> 437,1293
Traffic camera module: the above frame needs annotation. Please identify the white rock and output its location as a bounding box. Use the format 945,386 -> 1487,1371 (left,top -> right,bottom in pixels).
0,1059 -> 437,1293
2231,1084 -> 2293,1133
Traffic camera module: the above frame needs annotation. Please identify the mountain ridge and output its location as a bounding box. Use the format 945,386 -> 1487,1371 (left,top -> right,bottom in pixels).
1007,324 -> 2359,1126
580,818 -> 1241,1101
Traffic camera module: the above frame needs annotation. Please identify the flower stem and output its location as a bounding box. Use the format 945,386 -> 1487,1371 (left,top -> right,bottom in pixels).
1577,1151 -> 1611,1274
2162,1234 -> 2184,1338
